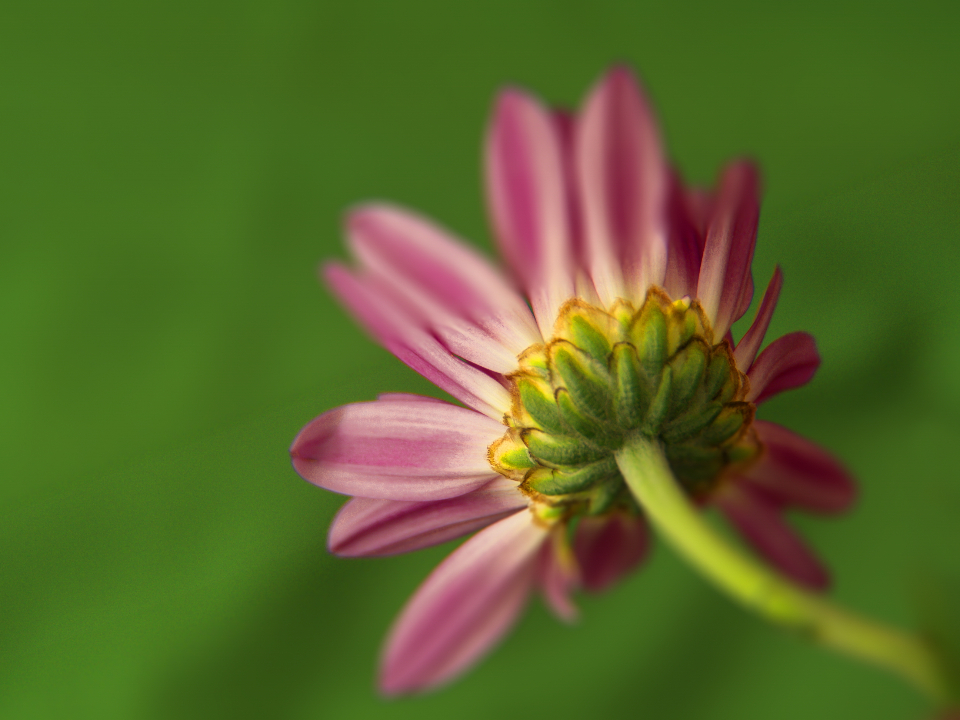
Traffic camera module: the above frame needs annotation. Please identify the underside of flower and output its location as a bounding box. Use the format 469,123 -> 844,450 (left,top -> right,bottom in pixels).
490,287 -> 759,519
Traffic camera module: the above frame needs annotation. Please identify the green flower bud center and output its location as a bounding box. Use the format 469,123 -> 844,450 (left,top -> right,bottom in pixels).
489,288 -> 759,518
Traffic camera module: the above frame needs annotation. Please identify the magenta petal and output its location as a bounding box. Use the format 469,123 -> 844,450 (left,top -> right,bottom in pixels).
328,477 -> 527,557
576,66 -> 667,305
324,263 -> 511,418
717,481 -> 830,591
536,531 -> 580,622
746,331 -> 820,404
663,172 -> 705,299
743,421 -> 857,513
734,266 -> 784,370
696,161 -> 761,337
485,89 -> 574,337
290,398 -> 507,501
573,513 -> 650,593
380,510 -> 547,695
347,205 -> 540,371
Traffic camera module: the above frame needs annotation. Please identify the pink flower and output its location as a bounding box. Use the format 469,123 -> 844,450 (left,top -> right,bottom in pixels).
290,66 -> 856,695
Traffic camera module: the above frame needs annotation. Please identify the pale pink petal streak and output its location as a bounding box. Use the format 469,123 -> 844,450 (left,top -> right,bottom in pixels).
734,266 -> 784,370
328,477 -> 526,557
746,331 -> 820,404
717,481 -> 830,590
380,510 -> 547,695
573,513 -> 650,592
348,205 -> 540,372
697,161 -> 761,337
290,398 -> 507,501
486,89 -> 574,337
743,421 -> 856,513
324,263 -> 511,418
576,66 -> 667,306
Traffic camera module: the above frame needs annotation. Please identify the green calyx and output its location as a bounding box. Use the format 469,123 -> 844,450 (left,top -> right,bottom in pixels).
489,288 -> 759,517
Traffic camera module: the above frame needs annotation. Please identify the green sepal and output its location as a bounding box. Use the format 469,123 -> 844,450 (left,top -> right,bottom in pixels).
642,366 -> 673,434
698,403 -> 752,446
496,445 -> 536,471
703,349 -> 733,400
549,341 -> 614,422
587,475 -> 625,515
631,303 -> 667,379
668,338 -> 709,414
666,307 -> 698,357
516,376 -> 565,434
522,428 -> 607,467
610,342 -> 647,428
665,443 -> 725,484
568,311 -> 613,363
556,388 -> 621,449
524,457 -> 618,496
660,401 -> 724,444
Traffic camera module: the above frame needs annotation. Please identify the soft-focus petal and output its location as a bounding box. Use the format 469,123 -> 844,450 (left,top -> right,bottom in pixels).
746,330 -> 820,404
376,392 -> 447,404
348,204 -> 540,371
486,89 -> 575,337
734,266 -> 784,370
573,512 -> 650,593
663,172 -> 705,299
536,529 -> 580,622
328,477 -> 526,557
380,510 -> 547,695
742,421 -> 857,513
324,263 -> 512,418
290,398 -> 507,501
576,66 -> 667,306
717,481 -> 830,590
696,161 -> 761,337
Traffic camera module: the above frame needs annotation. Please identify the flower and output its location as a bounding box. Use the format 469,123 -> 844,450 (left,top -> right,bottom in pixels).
289,66 -> 856,695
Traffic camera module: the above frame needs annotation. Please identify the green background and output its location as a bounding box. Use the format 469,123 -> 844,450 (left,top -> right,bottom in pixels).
2,1 -> 959,718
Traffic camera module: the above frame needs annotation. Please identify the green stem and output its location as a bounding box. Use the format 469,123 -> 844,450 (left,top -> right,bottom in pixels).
615,434 -> 954,705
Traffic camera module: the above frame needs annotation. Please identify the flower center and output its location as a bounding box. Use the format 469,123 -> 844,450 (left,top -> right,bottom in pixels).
489,288 -> 760,519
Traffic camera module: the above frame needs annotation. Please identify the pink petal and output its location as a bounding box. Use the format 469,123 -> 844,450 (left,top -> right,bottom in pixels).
380,510 -> 547,695
328,477 -> 526,557
696,161 -> 761,337
485,89 -> 575,337
573,512 -> 650,593
733,266 -> 784,370
663,171 -> 705,299
347,205 -> 540,372
536,529 -> 580,622
746,331 -> 820,404
324,263 -> 512,418
290,398 -> 507,501
716,481 -> 830,591
742,421 -> 857,513
685,187 -> 715,238
376,393 -> 447,404
576,66 -> 668,306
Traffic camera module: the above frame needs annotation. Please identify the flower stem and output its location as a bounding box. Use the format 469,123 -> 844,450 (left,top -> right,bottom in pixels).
615,434 -> 954,705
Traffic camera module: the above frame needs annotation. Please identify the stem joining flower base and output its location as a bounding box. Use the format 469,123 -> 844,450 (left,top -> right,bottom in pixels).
615,434 -> 954,706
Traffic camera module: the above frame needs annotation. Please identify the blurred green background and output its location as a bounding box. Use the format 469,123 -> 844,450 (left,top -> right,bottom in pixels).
2,0 -> 959,718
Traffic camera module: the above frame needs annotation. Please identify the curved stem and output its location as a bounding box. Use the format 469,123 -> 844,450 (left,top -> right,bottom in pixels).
616,434 -> 954,705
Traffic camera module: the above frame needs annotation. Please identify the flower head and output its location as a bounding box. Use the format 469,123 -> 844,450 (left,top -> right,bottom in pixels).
290,66 -> 856,695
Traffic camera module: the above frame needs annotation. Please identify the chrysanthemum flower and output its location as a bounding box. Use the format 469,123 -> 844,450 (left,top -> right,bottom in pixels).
290,66 -> 856,695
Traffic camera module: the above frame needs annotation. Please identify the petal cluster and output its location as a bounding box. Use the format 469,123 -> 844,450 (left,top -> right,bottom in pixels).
290,66 -> 856,695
